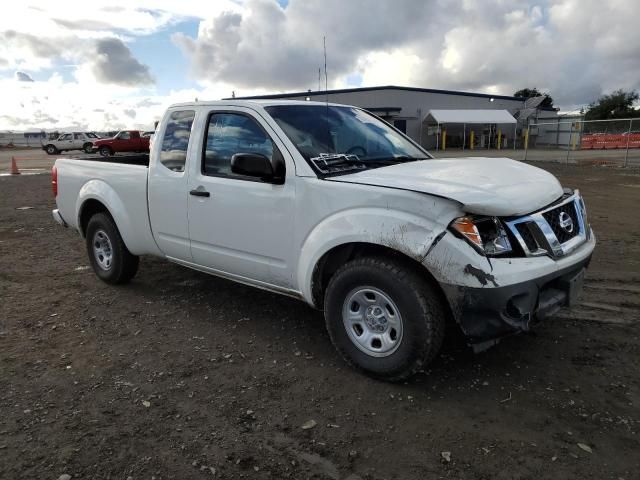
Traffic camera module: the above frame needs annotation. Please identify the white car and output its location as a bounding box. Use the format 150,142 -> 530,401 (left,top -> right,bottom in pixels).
43,132 -> 101,155
51,100 -> 595,381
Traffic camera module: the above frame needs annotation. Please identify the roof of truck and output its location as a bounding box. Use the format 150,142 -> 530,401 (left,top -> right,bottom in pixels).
168,99 -> 350,109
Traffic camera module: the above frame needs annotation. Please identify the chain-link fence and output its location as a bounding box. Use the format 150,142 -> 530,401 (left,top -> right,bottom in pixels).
524,117 -> 640,167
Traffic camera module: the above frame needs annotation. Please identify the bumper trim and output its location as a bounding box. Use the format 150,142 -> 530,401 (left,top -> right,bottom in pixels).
52,209 -> 68,228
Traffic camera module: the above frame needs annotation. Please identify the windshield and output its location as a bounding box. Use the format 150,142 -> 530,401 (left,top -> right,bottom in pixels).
265,105 -> 430,174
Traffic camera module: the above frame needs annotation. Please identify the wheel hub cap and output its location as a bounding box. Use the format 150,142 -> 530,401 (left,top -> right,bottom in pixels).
364,305 -> 388,332
342,287 -> 403,358
93,230 -> 113,270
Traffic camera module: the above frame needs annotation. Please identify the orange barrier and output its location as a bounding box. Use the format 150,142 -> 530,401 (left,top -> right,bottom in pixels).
581,133 -> 640,149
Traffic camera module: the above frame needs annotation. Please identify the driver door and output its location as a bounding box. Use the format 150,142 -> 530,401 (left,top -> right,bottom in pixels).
187,107 -> 296,288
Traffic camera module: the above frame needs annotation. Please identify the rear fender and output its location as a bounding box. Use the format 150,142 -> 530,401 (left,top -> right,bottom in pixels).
75,179 -> 159,255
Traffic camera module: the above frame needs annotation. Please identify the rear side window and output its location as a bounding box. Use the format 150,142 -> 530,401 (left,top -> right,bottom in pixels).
160,110 -> 195,173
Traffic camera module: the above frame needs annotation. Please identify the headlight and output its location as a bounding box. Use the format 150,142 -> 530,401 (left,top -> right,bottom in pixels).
450,216 -> 512,256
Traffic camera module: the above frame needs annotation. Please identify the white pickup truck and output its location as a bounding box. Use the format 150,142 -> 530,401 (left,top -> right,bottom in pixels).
51,100 -> 595,381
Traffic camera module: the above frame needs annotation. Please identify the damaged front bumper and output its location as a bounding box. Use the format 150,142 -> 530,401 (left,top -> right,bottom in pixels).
435,230 -> 596,351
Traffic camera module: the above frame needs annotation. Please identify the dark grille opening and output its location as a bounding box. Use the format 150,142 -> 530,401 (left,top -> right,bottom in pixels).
516,222 -> 539,252
542,202 -> 580,244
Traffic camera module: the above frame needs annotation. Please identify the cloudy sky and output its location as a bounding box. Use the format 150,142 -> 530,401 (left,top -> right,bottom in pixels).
1,0 -> 638,131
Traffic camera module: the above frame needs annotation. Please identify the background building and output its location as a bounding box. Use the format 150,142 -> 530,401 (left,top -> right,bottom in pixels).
235,85 -> 559,150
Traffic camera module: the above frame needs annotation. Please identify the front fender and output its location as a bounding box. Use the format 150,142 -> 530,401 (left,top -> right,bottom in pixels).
297,207 -> 452,306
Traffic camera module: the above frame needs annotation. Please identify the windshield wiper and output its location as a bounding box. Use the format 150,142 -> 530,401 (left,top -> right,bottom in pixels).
366,155 -> 430,163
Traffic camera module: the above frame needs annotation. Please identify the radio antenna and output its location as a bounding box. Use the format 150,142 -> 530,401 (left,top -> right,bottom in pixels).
323,36 -> 328,96
323,36 -> 331,152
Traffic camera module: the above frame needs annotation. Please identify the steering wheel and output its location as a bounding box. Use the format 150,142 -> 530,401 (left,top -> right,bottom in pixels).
346,145 -> 367,157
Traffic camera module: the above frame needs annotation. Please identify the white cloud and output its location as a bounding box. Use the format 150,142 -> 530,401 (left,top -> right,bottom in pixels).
176,0 -> 640,109
1,0 -> 640,130
0,72 -> 270,130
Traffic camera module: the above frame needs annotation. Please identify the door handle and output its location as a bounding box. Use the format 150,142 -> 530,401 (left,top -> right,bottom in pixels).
189,189 -> 210,197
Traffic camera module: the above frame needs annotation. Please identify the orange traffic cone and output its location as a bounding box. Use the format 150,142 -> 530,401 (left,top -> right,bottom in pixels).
10,157 -> 21,175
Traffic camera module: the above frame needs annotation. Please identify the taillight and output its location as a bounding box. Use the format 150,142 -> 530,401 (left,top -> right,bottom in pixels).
52,165 -> 58,197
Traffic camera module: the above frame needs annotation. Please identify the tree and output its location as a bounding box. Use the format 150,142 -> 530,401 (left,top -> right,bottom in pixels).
584,89 -> 640,120
514,87 -> 554,108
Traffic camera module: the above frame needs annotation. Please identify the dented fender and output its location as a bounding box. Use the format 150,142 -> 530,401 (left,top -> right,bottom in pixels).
297,207 -> 453,306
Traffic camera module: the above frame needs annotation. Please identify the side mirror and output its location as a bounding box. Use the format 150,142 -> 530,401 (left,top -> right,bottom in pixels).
231,153 -> 282,183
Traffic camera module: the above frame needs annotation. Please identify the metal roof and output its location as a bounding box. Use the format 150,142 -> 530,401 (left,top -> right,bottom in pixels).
229,85 -> 525,102
423,109 -> 517,124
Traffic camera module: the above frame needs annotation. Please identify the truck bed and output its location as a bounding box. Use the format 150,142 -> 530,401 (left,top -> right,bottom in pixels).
54,156 -> 157,256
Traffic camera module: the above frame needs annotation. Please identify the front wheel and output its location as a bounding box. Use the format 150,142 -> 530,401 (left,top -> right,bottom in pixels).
45,145 -> 58,155
86,213 -> 139,284
83,143 -> 94,154
324,257 -> 446,381
99,146 -> 113,157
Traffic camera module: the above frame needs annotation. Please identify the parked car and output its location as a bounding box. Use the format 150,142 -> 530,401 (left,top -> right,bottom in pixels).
43,132 -> 101,155
51,100 -> 595,381
93,130 -> 150,157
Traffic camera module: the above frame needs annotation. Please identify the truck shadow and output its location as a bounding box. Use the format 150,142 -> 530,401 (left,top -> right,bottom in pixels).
121,255 -> 544,390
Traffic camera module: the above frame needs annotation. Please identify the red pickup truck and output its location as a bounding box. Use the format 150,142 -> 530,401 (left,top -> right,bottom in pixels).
93,130 -> 150,157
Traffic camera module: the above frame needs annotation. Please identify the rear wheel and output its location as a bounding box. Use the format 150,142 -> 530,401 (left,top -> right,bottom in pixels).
324,256 -> 446,381
99,146 -> 113,157
45,145 -> 58,155
86,213 -> 139,284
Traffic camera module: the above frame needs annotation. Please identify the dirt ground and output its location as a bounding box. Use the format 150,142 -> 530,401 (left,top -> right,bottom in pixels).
1,164 -> 639,480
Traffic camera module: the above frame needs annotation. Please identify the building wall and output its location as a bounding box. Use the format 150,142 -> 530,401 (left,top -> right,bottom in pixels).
264,88 -> 526,147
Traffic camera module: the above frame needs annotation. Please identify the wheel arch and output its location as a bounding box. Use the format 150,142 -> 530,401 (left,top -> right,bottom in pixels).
78,198 -> 113,238
310,242 -> 453,320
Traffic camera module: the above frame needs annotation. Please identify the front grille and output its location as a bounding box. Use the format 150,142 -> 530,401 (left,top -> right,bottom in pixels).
504,191 -> 588,259
542,202 -> 580,244
515,222 -> 539,251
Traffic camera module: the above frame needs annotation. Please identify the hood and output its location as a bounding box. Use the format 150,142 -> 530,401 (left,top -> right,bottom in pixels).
329,157 -> 563,216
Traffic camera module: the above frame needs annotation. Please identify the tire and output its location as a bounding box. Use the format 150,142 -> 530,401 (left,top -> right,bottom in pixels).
45,145 -> 58,155
324,256 -> 446,382
85,212 -> 139,284
99,146 -> 114,157
83,143 -> 94,154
